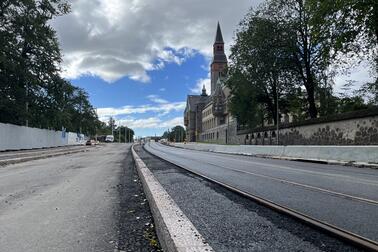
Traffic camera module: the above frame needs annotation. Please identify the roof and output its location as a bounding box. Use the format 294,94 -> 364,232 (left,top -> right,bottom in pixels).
214,22 -> 224,44
185,95 -> 209,112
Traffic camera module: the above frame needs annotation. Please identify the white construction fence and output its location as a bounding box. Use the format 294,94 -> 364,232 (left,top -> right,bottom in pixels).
0,122 -> 86,151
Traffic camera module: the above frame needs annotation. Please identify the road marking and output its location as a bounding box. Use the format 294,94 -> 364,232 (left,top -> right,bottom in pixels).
149,143 -> 378,206
158,143 -> 378,187
145,143 -> 378,251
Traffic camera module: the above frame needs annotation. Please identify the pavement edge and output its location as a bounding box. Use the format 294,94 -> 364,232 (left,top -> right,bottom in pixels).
0,149 -> 90,167
131,144 -> 214,252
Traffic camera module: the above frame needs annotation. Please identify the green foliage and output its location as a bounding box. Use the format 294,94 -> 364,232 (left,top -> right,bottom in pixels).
308,0 -> 377,57
227,0 -> 377,129
113,126 -> 135,143
226,11 -> 297,128
0,0 -> 101,136
162,126 -> 185,142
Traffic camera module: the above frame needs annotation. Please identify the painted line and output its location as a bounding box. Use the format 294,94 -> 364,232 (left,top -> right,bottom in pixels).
155,144 -> 378,205
163,144 -> 378,186
131,144 -> 213,252
145,143 -> 378,252
150,143 -> 378,204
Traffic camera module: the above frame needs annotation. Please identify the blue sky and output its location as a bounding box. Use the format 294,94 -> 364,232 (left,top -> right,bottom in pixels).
70,51 -> 209,137
50,0 -> 261,137
52,0 -> 374,137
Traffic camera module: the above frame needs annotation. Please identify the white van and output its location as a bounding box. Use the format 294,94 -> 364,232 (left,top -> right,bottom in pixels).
105,135 -> 114,142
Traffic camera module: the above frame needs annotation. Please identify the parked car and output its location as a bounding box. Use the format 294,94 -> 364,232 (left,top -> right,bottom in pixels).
86,140 -> 96,146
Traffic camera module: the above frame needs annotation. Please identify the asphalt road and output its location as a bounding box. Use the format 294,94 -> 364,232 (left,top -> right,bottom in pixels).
145,142 -> 378,243
135,145 -> 360,251
0,143 -> 160,252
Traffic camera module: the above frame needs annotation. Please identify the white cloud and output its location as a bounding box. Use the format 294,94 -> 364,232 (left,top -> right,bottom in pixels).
191,77 -> 211,95
97,101 -> 185,119
146,95 -> 168,104
117,116 -> 183,129
52,0 -> 264,83
333,61 -> 375,95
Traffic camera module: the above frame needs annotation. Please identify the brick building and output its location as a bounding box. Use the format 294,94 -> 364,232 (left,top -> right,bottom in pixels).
184,23 -> 237,143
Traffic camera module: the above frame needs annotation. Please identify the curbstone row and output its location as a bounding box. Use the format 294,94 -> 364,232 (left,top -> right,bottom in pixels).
131,144 -> 213,252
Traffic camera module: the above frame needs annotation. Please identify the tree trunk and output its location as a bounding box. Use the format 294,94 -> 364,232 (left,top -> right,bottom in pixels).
306,81 -> 318,118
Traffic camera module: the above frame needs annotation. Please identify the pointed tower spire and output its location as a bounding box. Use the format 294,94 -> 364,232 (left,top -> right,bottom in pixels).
211,22 -> 227,95
201,84 -> 207,96
215,22 -> 224,43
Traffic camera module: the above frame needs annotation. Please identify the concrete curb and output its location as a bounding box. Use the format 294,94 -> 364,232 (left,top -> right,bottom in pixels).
0,149 -> 90,166
169,143 -> 378,169
131,144 -> 214,252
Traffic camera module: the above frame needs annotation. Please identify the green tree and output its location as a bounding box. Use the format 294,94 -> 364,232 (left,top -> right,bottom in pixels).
309,0 -> 378,103
162,126 -> 185,142
114,126 -> 135,143
308,0 -> 377,57
0,0 -> 70,126
0,0 -> 103,137
226,8 -> 297,128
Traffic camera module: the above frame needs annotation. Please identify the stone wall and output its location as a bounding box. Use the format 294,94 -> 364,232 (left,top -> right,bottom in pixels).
236,108 -> 378,145
200,120 -> 238,144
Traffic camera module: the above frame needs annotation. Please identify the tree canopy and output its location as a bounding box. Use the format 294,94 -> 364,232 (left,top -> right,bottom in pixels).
226,0 -> 377,130
0,0 -> 106,137
162,126 -> 186,142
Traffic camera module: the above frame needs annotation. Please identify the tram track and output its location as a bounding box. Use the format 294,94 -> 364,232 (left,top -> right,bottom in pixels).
143,142 -> 378,251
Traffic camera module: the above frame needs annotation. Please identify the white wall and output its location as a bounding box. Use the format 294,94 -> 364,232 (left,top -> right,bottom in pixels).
0,123 -> 86,151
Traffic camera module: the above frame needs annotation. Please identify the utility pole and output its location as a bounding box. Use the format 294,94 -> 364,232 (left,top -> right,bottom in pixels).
276,86 -> 279,145
118,121 -> 121,143
111,118 -> 114,136
25,82 -> 29,127
95,108 -> 98,142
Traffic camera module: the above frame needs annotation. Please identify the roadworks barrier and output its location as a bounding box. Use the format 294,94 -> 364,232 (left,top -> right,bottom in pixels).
131,144 -> 213,252
0,122 -> 86,151
172,143 -> 378,167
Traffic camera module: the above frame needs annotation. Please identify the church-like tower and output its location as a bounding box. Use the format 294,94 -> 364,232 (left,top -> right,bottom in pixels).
210,22 -> 228,95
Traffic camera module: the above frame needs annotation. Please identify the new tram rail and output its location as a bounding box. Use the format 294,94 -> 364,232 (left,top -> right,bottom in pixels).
142,142 -> 378,252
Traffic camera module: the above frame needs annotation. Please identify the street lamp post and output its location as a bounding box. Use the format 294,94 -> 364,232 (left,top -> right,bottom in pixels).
276,86 -> 279,145
118,121 -> 121,143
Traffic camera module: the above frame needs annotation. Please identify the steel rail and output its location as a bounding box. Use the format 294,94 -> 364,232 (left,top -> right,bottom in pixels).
150,143 -> 378,205
142,143 -> 378,252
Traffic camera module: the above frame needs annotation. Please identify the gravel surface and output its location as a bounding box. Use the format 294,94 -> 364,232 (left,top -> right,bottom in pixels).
0,143 -> 161,252
117,145 -> 162,251
135,144 -> 361,252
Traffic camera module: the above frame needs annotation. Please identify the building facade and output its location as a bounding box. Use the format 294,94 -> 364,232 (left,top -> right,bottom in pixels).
184,23 -> 238,144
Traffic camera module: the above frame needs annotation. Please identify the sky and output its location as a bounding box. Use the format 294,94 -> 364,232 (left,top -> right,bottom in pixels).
51,0 -> 374,137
